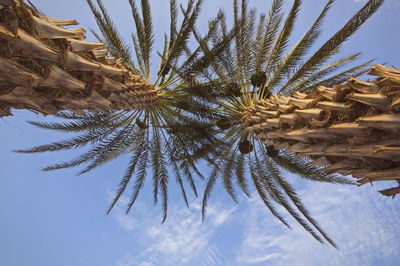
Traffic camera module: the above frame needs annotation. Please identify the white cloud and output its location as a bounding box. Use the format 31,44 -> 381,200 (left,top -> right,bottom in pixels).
202,245 -> 228,266
113,197 -> 238,266
205,203 -> 237,226
236,182 -> 400,266
139,262 -> 155,266
241,253 -> 281,264
114,212 -> 137,231
110,179 -> 399,266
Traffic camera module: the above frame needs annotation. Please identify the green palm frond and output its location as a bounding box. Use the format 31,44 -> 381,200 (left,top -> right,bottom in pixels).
128,0 -> 154,79
14,130 -> 112,153
222,151 -> 239,203
201,159 -> 223,220
269,151 -> 354,184
235,154 -> 251,197
161,0 -> 204,76
289,52 -> 364,92
278,0 -> 384,94
253,0 -> 283,73
25,111 -> 131,132
257,152 -> 329,245
265,0 -> 334,92
107,128 -> 146,213
87,0 -> 135,70
248,153 -> 291,228
169,0 -> 178,45
261,150 -> 337,247
265,0 -> 301,74
125,131 -> 149,214
300,59 -> 373,92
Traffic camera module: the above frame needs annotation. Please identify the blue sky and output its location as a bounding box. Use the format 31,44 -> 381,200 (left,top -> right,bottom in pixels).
1,0 -> 400,265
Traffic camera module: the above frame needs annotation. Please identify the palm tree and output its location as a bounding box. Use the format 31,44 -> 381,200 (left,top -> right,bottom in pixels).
244,64 -> 400,197
11,0 -> 233,222
193,0 -> 385,247
3,0 -> 386,247
0,0 -> 156,116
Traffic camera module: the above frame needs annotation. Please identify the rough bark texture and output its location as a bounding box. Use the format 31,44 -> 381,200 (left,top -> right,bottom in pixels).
243,64 -> 400,197
0,0 -> 157,117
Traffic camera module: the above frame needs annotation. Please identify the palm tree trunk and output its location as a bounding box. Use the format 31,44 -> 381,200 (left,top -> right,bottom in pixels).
243,64 -> 400,197
0,0 -> 157,117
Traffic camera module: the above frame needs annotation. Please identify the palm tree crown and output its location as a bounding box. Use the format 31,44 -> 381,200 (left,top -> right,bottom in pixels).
18,0 -> 234,222
192,0 -> 384,247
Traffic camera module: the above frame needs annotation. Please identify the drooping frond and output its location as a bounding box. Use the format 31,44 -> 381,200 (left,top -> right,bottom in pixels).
270,166 -> 338,248
235,154 -> 251,197
248,152 -> 290,228
269,151 -> 354,185
125,131 -> 150,214
202,159 -> 223,220
222,151 -> 239,202
107,129 -> 146,213
257,153 -> 327,245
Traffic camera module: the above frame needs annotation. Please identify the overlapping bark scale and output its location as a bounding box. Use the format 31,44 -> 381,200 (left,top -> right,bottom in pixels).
243,65 -> 400,197
0,0 -> 157,117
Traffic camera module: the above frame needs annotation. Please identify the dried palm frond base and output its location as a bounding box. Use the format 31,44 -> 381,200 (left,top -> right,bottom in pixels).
0,0 -> 157,116
243,64 -> 400,197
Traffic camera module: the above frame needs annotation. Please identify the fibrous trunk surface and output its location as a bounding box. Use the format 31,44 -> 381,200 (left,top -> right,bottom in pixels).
0,0 -> 156,117
243,64 -> 400,197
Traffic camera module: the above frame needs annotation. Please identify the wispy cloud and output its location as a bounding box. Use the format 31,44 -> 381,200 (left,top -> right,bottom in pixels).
110,179 -> 399,266
236,182 -> 400,265
114,213 -> 137,232
113,196 -> 238,266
